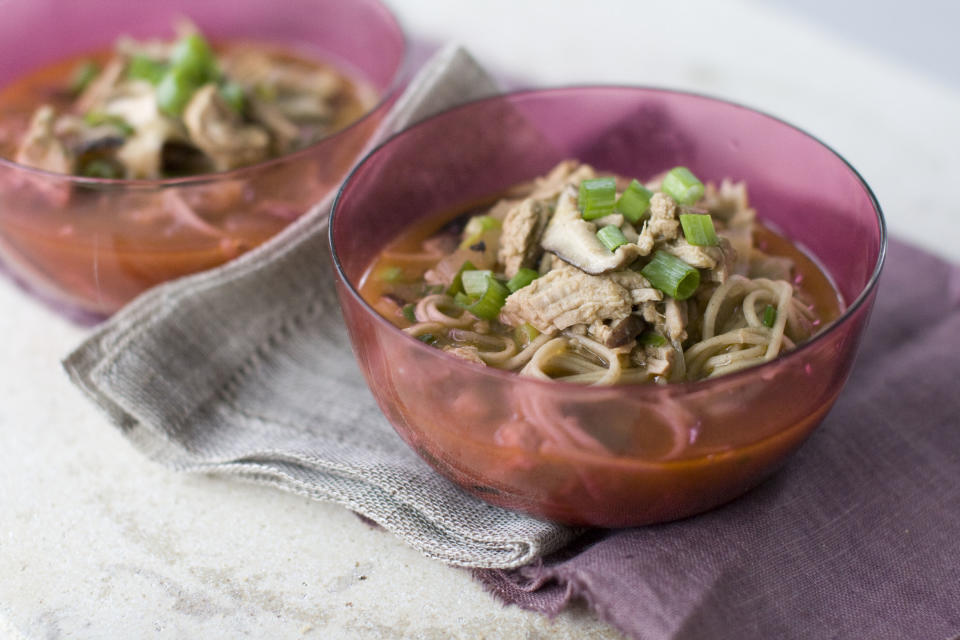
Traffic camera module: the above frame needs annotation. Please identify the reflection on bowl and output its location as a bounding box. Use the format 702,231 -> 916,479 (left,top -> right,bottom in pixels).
0,0 -> 404,316
330,88 -> 885,528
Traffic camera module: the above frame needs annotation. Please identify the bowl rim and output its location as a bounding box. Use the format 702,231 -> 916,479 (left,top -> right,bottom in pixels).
329,84 -> 888,394
0,0 -> 409,187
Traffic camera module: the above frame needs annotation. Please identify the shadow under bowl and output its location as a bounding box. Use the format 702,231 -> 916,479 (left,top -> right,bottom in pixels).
0,0 -> 405,317
329,87 -> 885,527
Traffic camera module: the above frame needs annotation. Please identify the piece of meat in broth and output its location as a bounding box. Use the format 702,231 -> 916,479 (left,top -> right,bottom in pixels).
497,198 -> 551,278
183,84 -> 271,172
500,262 -> 635,333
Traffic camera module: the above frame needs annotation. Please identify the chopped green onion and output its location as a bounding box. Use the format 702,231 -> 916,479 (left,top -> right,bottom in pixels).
515,322 -> 540,346
615,179 -> 653,223
461,269 -> 494,297
762,304 -> 777,328
402,303 -> 417,323
80,159 -> 119,179
506,267 -> 539,293
597,225 -> 628,252
661,167 -> 704,205
460,215 -> 501,249
83,112 -> 134,136
679,213 -> 719,246
69,60 -> 100,95
254,83 -> 277,102
640,250 -> 701,300
639,331 -> 667,347
170,32 -> 217,83
156,66 -> 200,117
219,81 -> 246,114
446,260 -> 477,296
417,333 -> 438,345
579,177 -> 617,220
379,266 -> 404,282
127,55 -> 168,85
454,275 -> 509,320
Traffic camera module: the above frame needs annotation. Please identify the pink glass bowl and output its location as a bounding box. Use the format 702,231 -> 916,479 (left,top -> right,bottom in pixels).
329,87 -> 886,528
0,0 -> 404,316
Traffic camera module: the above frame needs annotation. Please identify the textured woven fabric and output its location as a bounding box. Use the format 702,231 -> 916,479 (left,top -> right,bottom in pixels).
64,46 -> 577,569
475,239 -> 960,640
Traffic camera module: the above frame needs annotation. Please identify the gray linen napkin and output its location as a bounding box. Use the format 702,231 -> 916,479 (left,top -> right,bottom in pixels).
64,45 -> 577,569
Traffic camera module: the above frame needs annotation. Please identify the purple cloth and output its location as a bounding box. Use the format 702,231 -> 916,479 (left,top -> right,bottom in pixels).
475,239 -> 960,640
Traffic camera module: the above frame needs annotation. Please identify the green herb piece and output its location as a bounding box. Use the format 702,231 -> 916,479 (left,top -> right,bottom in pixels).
417,333 -> 438,345
379,266 -> 404,282
454,275 -> 509,320
127,55 -> 168,85
170,32 -> 217,83
461,270 -> 495,297
638,331 -> 667,347
69,60 -> 100,95
401,303 -> 417,323
661,167 -> 704,205
578,177 -> 617,220
640,250 -> 700,300
460,215 -> 502,249
762,304 -> 777,328
597,225 -> 628,252
156,65 -> 201,117
83,111 -> 134,136
514,322 -> 541,346
506,267 -> 539,293
446,260 -> 477,297
615,179 -> 653,223
679,213 -> 719,246
80,159 -> 119,179
218,81 -> 246,113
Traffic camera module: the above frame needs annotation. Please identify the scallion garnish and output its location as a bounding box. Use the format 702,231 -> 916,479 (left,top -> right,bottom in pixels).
417,333 -> 438,345
679,213 -> 719,246
579,177 -> 617,220
402,303 -> 417,323
170,32 -> 218,84
83,111 -> 134,136
454,275 -> 509,320
461,269 -> 494,297
219,81 -> 246,114
156,65 -> 199,117
662,167 -> 704,205
640,251 -> 700,300
515,323 -> 541,346
460,215 -> 501,249
127,55 -> 168,85
597,225 -> 628,252
69,60 -> 100,95
615,179 -> 653,223
639,331 -> 667,347
446,260 -> 477,296
379,266 -> 404,282
762,304 -> 777,328
506,268 -> 539,293
80,159 -> 120,179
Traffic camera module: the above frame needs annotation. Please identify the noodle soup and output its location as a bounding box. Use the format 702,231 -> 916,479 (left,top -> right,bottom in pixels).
0,13 -> 397,314
360,160 -> 843,385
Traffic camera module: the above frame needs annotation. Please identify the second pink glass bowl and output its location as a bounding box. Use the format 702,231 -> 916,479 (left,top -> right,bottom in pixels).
0,0 -> 405,316
330,87 -> 886,528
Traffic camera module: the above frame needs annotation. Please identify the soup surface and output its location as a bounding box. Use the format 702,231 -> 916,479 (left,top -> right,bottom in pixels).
0,21 -> 376,178
361,160 -> 843,384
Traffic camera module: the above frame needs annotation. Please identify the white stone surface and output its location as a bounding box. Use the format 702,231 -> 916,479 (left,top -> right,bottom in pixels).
2,1 -> 959,638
